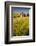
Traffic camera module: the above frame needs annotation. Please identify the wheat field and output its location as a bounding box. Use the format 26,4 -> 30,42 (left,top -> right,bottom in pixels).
12,14 -> 29,36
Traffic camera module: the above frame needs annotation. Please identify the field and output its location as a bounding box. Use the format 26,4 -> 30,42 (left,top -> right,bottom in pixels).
12,14 -> 29,36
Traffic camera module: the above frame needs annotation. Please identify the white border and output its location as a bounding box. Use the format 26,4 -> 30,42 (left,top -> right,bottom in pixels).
9,5 -> 33,41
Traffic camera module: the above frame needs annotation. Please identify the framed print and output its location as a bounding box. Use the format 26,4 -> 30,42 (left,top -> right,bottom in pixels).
5,1 -> 35,44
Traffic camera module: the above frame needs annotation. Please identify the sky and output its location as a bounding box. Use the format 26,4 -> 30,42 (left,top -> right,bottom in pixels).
11,7 -> 30,14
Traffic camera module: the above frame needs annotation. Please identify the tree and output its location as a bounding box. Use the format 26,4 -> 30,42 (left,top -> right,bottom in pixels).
27,13 -> 29,16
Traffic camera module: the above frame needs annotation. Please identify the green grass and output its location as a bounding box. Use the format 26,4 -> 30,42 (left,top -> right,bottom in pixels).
12,14 -> 29,36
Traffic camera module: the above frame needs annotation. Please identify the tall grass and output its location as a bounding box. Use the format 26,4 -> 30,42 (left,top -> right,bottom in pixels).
12,14 -> 29,36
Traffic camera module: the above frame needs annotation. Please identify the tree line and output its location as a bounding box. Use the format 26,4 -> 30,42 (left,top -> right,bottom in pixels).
13,12 -> 29,18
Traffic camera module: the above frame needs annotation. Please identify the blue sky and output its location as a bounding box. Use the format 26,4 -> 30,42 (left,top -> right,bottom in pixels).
11,7 -> 30,14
